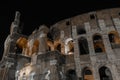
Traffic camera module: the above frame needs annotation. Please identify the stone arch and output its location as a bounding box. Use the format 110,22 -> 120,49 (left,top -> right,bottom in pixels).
54,40 -> 61,52
108,31 -> 120,43
99,66 -> 113,80
66,69 -> 77,80
108,31 -> 120,48
93,33 -> 105,53
16,37 -> 28,54
82,67 -> 94,80
78,37 -> 89,55
47,39 -> 54,51
65,38 -> 74,55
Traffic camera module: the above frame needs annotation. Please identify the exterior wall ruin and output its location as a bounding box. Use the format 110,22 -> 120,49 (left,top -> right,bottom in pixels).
0,8 -> 120,80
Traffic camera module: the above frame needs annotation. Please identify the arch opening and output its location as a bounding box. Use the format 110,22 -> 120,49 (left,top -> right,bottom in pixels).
83,67 -> 94,80
56,44 -> 61,52
93,34 -> 105,53
78,37 -> 89,55
108,31 -> 120,49
66,69 -> 77,80
65,38 -> 74,55
16,37 -> 28,54
99,66 -> 113,80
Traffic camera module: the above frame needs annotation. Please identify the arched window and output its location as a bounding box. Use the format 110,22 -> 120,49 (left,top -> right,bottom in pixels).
78,37 -> 89,55
109,33 -> 115,43
108,31 -> 120,48
83,67 -> 94,80
95,46 -> 103,53
65,38 -> 74,55
68,40 -> 74,52
108,31 -> 120,44
84,70 -> 92,75
93,34 -> 105,53
66,69 -> 77,80
99,66 -> 113,80
16,37 -> 27,54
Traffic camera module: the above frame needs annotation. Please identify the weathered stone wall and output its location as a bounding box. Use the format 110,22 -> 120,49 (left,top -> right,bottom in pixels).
49,8 -> 120,80
1,8 -> 120,80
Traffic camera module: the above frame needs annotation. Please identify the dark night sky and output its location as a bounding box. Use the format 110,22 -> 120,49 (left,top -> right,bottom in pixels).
0,0 -> 120,59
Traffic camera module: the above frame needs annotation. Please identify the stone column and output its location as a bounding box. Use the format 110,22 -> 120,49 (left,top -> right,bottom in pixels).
85,22 -> 99,80
72,25 -> 82,80
98,19 -> 106,30
85,22 -> 95,55
102,34 -> 116,60
91,64 -> 100,80
84,22 -> 91,33
60,30 -> 65,54
98,19 -> 115,59
87,35 -> 95,55
113,18 -> 120,36
28,39 -> 34,56
102,34 -> 120,80
49,59 -> 59,80
38,32 -> 48,54
31,54 -> 37,65
110,64 -> 120,80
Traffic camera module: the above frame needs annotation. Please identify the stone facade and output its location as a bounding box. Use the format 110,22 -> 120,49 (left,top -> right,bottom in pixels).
0,8 -> 120,80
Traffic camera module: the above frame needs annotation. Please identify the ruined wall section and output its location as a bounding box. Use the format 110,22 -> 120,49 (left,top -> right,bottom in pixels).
50,8 -> 120,80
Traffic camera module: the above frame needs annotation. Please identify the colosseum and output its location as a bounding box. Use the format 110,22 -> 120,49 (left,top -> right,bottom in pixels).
0,8 -> 120,80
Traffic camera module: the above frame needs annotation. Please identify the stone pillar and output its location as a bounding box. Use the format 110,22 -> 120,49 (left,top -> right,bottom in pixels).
31,54 -> 37,65
98,19 -> 106,30
91,65 -> 100,80
87,35 -> 95,55
110,64 -> 120,80
64,44 -> 69,54
102,34 -> 116,60
60,30 -> 65,54
49,59 -> 59,80
72,25 -> 82,80
60,30 -> 64,39
113,18 -> 120,36
85,22 -> 100,80
84,22 -> 91,33
28,39 -> 34,56
84,22 -> 95,55
50,65 -> 59,80
98,19 -> 116,59
38,32 -> 48,54
102,34 -> 120,80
